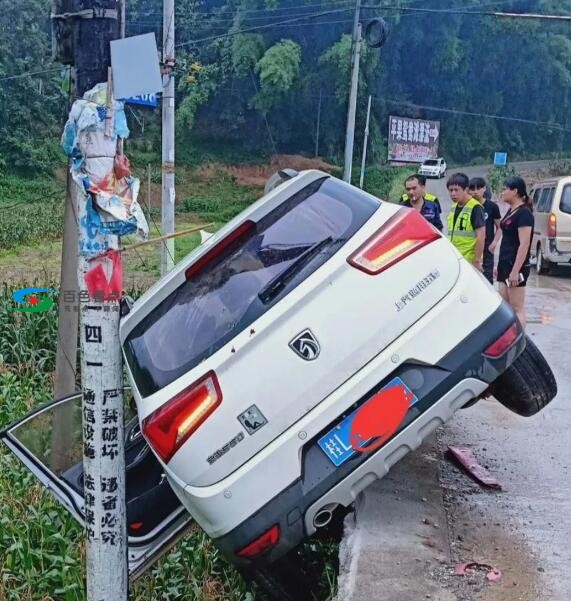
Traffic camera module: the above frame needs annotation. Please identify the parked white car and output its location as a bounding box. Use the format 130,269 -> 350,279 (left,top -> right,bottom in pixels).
418,157 -> 447,178
2,170 -> 557,600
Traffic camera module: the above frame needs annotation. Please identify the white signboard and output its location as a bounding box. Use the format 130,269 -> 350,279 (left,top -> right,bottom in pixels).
110,33 -> 162,101
388,116 -> 440,163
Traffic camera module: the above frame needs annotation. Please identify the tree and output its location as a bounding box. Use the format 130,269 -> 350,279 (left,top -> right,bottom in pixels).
252,39 -> 301,111
0,0 -> 66,173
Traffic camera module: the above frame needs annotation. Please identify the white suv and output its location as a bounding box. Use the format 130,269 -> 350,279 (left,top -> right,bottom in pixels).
2,170 -> 556,597
418,157 -> 447,178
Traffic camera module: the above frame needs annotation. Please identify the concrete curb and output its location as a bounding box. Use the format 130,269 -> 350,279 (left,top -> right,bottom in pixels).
336,437 -> 454,601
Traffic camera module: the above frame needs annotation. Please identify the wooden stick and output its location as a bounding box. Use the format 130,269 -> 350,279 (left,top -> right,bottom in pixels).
119,223 -> 215,253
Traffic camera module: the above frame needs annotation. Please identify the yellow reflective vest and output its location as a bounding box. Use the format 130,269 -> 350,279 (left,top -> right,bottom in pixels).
400,192 -> 438,204
447,198 -> 481,261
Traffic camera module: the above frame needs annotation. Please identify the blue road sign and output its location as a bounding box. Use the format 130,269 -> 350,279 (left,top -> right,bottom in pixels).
122,94 -> 158,108
494,152 -> 508,166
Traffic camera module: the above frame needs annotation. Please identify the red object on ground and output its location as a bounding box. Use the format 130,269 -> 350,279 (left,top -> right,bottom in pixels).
448,446 -> 502,490
349,383 -> 415,453
455,562 -> 502,582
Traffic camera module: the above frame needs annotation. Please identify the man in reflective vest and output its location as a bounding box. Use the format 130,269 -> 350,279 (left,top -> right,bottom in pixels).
400,174 -> 443,231
446,173 -> 485,271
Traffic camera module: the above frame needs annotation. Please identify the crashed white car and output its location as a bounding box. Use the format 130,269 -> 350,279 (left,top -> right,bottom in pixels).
418,157 -> 447,178
2,170 -> 556,598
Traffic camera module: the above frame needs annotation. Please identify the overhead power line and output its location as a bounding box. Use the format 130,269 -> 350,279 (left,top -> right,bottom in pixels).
0,66 -> 62,83
362,5 -> 571,21
176,7 -> 353,47
383,98 -> 571,134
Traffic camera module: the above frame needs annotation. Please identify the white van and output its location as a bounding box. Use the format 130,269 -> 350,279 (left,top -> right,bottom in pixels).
530,176 -> 571,273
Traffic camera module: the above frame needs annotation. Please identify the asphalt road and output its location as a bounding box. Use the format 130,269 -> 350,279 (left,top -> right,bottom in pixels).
338,160 -> 571,600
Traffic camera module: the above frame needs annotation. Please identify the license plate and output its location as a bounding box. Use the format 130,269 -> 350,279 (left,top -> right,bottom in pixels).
317,377 -> 418,467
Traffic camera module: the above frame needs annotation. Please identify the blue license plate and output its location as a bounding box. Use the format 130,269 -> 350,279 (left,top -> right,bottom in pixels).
317,377 -> 418,467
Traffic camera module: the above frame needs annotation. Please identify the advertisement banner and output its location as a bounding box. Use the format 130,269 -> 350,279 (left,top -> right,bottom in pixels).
388,116 -> 440,163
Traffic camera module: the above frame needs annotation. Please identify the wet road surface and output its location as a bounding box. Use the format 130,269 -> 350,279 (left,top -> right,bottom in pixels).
438,267 -> 571,600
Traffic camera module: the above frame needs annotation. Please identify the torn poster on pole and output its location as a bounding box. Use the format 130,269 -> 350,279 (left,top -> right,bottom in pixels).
61,82 -> 149,255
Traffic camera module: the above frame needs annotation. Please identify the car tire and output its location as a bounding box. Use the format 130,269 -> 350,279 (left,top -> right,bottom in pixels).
490,335 -> 557,417
536,243 -> 552,275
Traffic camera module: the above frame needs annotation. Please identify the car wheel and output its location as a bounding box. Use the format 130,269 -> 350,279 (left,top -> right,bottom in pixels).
536,243 -> 552,275
490,335 -> 557,416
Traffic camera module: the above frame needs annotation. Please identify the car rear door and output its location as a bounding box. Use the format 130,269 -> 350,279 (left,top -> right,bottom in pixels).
0,392 -> 192,579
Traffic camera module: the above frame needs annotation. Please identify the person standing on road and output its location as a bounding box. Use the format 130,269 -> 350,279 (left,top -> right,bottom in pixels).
489,176 -> 534,328
469,177 -> 501,284
446,173 -> 486,271
400,174 -> 443,231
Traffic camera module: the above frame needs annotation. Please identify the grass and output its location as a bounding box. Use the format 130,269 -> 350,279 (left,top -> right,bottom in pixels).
0,282 -> 339,601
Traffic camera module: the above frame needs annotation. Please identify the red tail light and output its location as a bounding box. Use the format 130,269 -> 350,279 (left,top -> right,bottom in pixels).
483,323 -> 519,358
185,220 -> 255,280
547,213 -> 557,238
143,372 -> 222,463
237,525 -> 280,559
348,208 -> 440,275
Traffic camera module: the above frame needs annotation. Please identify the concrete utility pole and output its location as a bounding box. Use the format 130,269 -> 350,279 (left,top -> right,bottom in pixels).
161,0 -> 176,275
359,95 -> 372,189
343,0 -> 362,183
54,2 -> 128,600
315,88 -> 322,158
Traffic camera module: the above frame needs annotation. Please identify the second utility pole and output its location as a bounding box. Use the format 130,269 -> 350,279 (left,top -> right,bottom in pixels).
359,94 -> 372,189
343,0 -> 362,183
161,0 -> 176,275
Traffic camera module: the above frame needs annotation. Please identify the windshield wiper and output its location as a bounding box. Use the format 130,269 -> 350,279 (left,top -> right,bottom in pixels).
258,236 -> 334,304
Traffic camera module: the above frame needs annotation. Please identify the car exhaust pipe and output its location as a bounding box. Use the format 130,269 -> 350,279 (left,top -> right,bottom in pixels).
313,504 -> 339,529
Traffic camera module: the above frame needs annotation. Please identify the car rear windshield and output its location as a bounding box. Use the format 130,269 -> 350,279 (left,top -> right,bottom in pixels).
561,185 -> 571,215
124,177 -> 380,396
423,160 -> 438,166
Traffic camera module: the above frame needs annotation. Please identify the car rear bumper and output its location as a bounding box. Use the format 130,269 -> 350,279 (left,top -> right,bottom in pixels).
547,239 -> 571,263
212,301 -> 523,566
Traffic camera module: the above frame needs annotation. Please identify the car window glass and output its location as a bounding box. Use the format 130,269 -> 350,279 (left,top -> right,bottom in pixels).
124,178 -> 379,396
538,188 -> 551,212
561,185 -> 571,215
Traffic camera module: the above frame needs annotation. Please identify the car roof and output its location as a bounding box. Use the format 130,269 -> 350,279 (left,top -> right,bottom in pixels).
532,175 -> 571,187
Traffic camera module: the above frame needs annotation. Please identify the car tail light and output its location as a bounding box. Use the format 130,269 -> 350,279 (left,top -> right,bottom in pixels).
348,208 -> 440,275
237,525 -> 280,559
547,213 -> 557,238
185,220 -> 255,280
483,323 -> 519,358
143,372 -> 222,463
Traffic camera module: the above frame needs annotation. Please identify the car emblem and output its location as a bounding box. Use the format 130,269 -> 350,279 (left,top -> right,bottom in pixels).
289,329 -> 320,361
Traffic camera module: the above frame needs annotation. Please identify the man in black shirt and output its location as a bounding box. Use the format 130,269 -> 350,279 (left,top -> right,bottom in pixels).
469,177 -> 501,284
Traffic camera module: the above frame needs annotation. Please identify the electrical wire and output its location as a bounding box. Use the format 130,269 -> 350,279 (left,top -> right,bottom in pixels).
176,7 -> 354,47
0,66 -> 62,83
362,4 -> 571,21
377,96 -> 571,133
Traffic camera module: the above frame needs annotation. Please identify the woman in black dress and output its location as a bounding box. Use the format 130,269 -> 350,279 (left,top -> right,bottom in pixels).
489,176 -> 534,328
